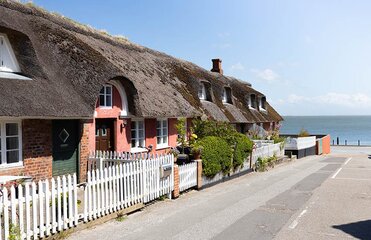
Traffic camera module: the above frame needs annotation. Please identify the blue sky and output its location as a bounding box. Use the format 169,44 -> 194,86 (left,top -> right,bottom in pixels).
32,0 -> 371,116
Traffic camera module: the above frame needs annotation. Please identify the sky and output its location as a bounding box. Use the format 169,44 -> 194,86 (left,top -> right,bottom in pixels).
32,0 -> 371,116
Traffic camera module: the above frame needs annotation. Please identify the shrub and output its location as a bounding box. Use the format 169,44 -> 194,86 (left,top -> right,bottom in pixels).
191,119 -> 238,146
298,128 -> 310,137
255,157 -> 267,172
233,133 -> 253,168
176,118 -> 187,153
196,136 -> 233,177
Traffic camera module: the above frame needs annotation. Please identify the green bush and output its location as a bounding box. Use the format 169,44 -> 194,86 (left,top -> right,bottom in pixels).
233,133 -> 253,168
192,119 -> 238,146
196,136 -> 233,177
298,128 -> 310,137
255,157 -> 267,172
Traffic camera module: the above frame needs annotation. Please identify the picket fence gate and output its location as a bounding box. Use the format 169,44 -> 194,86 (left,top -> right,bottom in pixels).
178,162 -> 198,192
0,154 -> 174,240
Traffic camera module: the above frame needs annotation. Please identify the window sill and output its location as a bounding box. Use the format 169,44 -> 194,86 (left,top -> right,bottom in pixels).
0,162 -> 24,170
130,148 -> 148,153
98,107 -> 113,110
156,145 -> 170,150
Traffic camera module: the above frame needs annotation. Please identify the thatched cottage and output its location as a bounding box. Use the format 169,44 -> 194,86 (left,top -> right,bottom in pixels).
0,1 -> 282,182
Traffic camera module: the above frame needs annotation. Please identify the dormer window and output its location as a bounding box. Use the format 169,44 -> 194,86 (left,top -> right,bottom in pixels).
260,96 -> 267,111
0,34 -> 20,73
99,85 -> 113,107
222,87 -> 232,104
249,94 -> 257,109
198,83 -> 207,100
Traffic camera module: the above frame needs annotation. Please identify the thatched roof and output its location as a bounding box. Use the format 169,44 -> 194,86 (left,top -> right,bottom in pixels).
0,1 -> 283,122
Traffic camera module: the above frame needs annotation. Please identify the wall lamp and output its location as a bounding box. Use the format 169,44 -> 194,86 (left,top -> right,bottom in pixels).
118,117 -> 128,132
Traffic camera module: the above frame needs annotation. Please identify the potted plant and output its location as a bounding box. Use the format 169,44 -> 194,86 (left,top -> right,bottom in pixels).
176,118 -> 189,164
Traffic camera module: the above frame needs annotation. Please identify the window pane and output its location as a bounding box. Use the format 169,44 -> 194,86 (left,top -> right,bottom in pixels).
99,95 -> 105,106
100,88 -> 105,94
162,136 -> 168,144
131,130 -> 136,139
139,140 -> 144,147
156,121 -> 161,128
138,121 -> 144,129
162,128 -> 167,136
198,87 -> 203,98
138,130 -> 144,138
131,139 -> 136,148
6,123 -> 18,136
156,129 -> 161,136
6,151 -> 19,164
131,121 -> 136,130
106,95 -> 112,107
157,137 -> 161,144
6,137 -> 18,150
106,86 -> 112,94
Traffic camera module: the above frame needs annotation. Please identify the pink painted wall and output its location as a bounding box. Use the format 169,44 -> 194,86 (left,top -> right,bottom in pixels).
87,84 -> 189,153
88,86 -> 130,152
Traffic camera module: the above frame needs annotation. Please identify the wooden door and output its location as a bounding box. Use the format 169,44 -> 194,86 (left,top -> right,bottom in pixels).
95,119 -> 114,151
52,120 -> 79,176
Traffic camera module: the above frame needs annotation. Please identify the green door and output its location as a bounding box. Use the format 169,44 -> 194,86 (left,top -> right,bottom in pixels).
52,120 -> 79,176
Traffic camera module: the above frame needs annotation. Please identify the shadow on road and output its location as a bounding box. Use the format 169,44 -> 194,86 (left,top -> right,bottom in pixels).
333,220 -> 371,240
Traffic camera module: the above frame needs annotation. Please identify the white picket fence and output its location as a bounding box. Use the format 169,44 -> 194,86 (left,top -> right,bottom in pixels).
0,174 -> 78,240
251,142 -> 285,165
88,151 -> 154,171
0,153 -> 174,240
178,162 -> 197,192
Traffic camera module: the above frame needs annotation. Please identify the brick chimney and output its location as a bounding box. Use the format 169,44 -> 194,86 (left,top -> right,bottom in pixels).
211,58 -> 223,74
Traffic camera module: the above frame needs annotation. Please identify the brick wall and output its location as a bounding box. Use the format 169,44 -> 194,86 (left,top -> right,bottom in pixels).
79,120 -> 91,182
172,164 -> 179,198
0,119 -> 53,181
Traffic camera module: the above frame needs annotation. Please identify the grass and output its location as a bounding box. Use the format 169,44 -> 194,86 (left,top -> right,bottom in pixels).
116,212 -> 127,222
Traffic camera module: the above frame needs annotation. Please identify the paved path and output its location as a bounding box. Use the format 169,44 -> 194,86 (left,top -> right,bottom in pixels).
68,147 -> 371,240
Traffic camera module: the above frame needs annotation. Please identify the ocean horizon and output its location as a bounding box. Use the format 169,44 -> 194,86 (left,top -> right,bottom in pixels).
280,115 -> 371,146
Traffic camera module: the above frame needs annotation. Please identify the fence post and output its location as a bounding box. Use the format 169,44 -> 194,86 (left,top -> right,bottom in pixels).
195,160 -> 203,190
172,164 -> 180,199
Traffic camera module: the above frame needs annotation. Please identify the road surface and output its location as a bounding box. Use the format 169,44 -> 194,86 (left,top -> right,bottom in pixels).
68,146 -> 371,240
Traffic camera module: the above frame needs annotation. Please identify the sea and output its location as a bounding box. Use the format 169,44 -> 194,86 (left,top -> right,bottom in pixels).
280,116 -> 371,146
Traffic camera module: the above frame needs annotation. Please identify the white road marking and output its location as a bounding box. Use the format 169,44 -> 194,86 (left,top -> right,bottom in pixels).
344,157 -> 352,165
289,208 -> 308,229
334,177 -> 371,181
331,167 -> 342,179
331,157 -> 352,179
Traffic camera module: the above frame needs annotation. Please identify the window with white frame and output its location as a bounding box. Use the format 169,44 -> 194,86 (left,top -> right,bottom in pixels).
0,121 -> 22,166
250,94 -> 257,109
131,120 -> 145,149
222,87 -> 232,104
260,96 -> 267,110
0,34 -> 20,73
156,119 -> 168,148
198,83 -> 207,100
99,85 -> 112,107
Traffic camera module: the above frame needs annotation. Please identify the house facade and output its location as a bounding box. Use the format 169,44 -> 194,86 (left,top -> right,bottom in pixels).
0,2 -> 282,182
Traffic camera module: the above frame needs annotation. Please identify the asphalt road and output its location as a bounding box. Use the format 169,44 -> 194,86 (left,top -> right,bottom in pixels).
68,147 -> 371,240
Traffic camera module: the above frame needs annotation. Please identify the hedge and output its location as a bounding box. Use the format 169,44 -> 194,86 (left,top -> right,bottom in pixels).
233,133 -> 253,168
197,136 -> 233,177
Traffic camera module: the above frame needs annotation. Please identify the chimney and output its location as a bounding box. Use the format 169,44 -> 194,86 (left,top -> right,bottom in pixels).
211,58 -> 223,74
